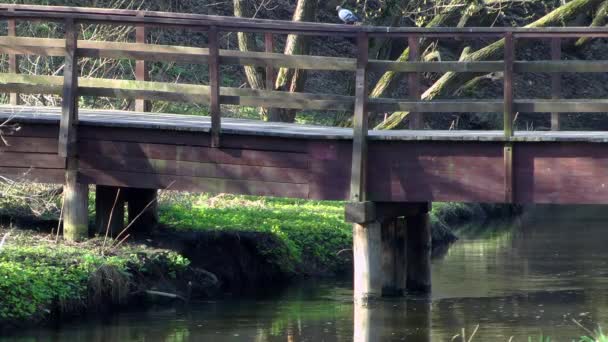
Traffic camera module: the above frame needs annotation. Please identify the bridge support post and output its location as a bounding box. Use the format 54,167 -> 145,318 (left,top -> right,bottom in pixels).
346,202 -> 432,301
126,188 -> 159,234
406,209 -> 432,294
63,171 -> 89,241
95,185 -> 125,237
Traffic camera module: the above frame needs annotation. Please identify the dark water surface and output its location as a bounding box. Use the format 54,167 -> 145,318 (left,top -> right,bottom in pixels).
5,206 -> 608,341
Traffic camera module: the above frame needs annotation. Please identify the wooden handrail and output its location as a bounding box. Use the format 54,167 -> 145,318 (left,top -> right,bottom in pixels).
4,4 -> 608,36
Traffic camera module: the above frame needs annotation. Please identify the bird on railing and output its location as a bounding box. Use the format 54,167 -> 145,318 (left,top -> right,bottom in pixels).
336,6 -> 361,25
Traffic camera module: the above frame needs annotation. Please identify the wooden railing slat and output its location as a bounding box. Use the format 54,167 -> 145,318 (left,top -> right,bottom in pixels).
58,18 -> 78,159
208,26 -> 221,148
349,32 -> 369,202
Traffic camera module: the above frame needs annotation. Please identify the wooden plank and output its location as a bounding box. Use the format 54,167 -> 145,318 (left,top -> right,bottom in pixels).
408,36 -> 422,130
308,140 -> 351,200
514,99 -> 608,113
368,60 -> 503,73
58,18 -> 78,158
367,141 -> 505,203
0,74 -> 355,111
550,38 -> 561,131
349,32 -> 369,202
514,143 -> 608,204
514,60 -> 608,73
79,126 -> 308,153
264,32 -> 275,90
135,12 -> 150,113
79,139 -> 308,168
0,137 -> 58,153
79,169 -> 310,198
504,143 -> 514,203
0,167 -> 64,184
369,99 -> 502,113
7,12 -> 18,106
208,25 -> 221,148
79,155 -> 309,184
0,152 -> 64,169
503,32 -> 514,138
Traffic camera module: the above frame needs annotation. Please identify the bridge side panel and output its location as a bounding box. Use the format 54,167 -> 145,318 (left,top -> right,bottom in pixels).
368,141 -> 506,203
515,142 -> 608,204
0,123 -> 64,184
78,127 -> 311,198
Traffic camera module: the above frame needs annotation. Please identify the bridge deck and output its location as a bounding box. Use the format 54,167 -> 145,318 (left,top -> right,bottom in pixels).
3,105 -> 608,205
2,105 -> 608,143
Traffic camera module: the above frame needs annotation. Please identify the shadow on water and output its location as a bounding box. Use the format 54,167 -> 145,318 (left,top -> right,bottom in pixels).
6,205 -> 608,341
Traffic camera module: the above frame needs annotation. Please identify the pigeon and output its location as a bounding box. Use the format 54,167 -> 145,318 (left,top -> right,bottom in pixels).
336,6 -> 361,25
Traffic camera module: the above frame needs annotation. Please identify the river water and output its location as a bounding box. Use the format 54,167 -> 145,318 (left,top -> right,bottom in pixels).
6,206 -> 608,341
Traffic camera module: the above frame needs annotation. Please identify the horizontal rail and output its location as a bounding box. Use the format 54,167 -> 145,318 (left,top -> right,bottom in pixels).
3,4 -> 608,36
3,74 -> 608,113
3,37 -> 608,74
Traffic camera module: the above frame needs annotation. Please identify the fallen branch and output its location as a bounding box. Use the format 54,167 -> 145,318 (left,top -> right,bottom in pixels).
376,0 -> 604,130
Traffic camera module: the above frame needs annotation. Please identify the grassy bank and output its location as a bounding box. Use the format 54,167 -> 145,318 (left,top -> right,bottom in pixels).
0,228 -> 208,329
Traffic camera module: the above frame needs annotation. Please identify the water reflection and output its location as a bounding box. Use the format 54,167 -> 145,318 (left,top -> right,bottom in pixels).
6,206 -> 608,341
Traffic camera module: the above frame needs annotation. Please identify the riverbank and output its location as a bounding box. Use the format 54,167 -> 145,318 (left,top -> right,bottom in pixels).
0,185 -> 518,329
0,227 -> 219,331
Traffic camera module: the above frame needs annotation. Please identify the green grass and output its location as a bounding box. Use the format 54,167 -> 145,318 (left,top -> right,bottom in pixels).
0,229 -> 189,326
158,193 -> 351,274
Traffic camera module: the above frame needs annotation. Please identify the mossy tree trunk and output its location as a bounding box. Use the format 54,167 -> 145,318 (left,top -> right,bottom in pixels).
370,0 -> 480,98
233,0 -> 318,123
376,0 -> 604,130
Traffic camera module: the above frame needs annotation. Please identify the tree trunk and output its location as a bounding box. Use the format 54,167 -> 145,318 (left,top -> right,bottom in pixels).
376,0 -> 603,130
233,0 -> 268,118
369,0 -> 475,98
576,0 -> 608,47
268,0 -> 319,122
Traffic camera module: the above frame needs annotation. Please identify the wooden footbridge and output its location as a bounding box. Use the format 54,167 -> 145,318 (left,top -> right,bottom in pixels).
3,4 -> 608,302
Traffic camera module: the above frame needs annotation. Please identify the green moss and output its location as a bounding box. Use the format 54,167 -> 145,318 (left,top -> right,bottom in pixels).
0,229 -> 189,326
158,194 -> 351,274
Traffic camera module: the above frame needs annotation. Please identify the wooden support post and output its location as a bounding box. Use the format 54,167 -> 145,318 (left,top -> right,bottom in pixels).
63,170 -> 89,241
504,143 -> 514,203
408,35 -> 422,130
406,210 -> 431,294
135,12 -> 150,113
7,11 -> 18,106
551,37 -> 561,131
59,18 -> 78,159
95,185 -> 125,237
264,32 -> 275,90
208,25 -> 221,148
60,19 -> 87,241
353,302 -> 381,341
349,32 -> 369,203
126,188 -> 158,234
381,217 -> 407,297
353,221 -> 382,304
503,32 -> 515,138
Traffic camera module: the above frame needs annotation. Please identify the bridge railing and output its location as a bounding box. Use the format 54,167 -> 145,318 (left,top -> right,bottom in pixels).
2,5 -> 608,197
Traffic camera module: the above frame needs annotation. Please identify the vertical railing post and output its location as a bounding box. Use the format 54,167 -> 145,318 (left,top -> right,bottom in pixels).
550,37 -> 561,131
60,18 -> 89,241
264,32 -> 275,90
7,8 -> 18,106
208,25 -> 221,148
135,12 -> 150,112
408,35 -> 422,130
59,18 -> 79,159
503,32 -> 514,138
350,32 -> 369,203
503,32 -> 515,203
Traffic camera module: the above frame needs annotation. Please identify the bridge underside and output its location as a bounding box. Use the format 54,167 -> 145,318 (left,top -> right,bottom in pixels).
1,105 -> 608,205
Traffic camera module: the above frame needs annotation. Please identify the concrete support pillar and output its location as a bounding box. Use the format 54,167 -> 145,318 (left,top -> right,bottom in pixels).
381,217 -> 407,296
63,171 -> 89,241
94,185 -> 125,237
126,188 -> 159,234
353,222 -> 382,304
406,211 -> 432,294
